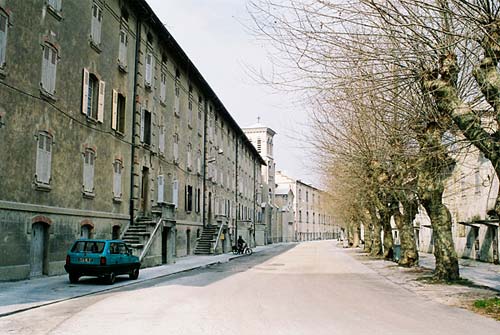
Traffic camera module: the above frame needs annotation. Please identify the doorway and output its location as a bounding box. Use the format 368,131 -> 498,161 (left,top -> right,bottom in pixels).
112,225 -> 121,240
162,227 -> 169,264
30,222 -> 48,277
140,167 -> 150,216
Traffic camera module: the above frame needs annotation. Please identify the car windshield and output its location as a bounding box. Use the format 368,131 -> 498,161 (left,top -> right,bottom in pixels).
71,241 -> 105,254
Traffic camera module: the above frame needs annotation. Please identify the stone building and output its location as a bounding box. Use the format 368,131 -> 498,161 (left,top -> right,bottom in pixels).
0,0 -> 264,281
275,171 -> 337,241
275,186 -> 295,243
415,147 -> 500,264
242,121 -> 277,244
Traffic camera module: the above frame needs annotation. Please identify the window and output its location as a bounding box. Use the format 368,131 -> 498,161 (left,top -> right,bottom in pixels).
90,3 -> 103,46
198,96 -> 203,135
173,133 -> 179,163
160,71 -> 167,103
111,90 -> 125,133
140,108 -> 151,145
158,123 -> 165,155
157,175 -> 165,203
118,28 -> 128,69
172,179 -> 179,209
0,10 -> 8,67
188,85 -> 193,126
185,185 -> 193,212
36,132 -> 52,186
83,149 -> 96,195
196,188 -> 201,213
145,52 -> 154,88
113,159 -> 123,200
299,210 -> 302,222
196,150 -> 202,175
256,138 -> 261,153
41,44 -> 58,95
187,143 -> 192,171
82,69 -> 105,122
174,70 -> 180,116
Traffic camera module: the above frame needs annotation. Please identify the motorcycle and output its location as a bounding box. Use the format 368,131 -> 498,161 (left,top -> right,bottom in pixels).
232,243 -> 253,255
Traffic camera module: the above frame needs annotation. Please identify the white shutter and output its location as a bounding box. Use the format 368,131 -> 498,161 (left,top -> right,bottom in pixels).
111,90 -> 118,130
172,180 -> 179,208
36,136 -> 47,183
174,95 -> 180,115
145,53 -> 152,86
89,155 -> 95,192
113,163 -> 122,198
159,126 -> 165,154
173,140 -> 178,162
0,15 -> 6,64
157,175 -> 165,203
45,137 -> 52,184
197,156 -> 201,175
97,80 -> 105,123
82,68 -> 89,115
140,108 -> 145,142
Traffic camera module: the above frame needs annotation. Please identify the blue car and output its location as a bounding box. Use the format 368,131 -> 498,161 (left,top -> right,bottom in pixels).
64,239 -> 141,284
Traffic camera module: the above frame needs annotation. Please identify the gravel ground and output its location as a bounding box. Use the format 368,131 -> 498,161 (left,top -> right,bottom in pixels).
352,250 -> 500,321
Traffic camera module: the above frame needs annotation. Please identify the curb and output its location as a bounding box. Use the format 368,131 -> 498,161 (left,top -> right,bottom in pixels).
0,244 -> 275,318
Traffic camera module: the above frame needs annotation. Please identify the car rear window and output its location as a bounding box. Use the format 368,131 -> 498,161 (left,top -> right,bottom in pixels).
71,241 -> 105,254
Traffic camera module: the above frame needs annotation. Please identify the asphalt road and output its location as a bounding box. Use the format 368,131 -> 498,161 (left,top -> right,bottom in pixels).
1,241 -> 499,334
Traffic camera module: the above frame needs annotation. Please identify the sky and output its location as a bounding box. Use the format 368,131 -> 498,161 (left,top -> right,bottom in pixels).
145,0 -> 319,186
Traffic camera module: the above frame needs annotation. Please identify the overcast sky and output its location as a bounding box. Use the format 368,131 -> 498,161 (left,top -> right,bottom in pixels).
145,0 -> 319,186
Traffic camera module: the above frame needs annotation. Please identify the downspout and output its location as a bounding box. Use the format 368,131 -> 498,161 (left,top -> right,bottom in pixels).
130,17 -> 142,226
202,99 -> 207,228
235,137 -> 239,242
253,157 -> 256,247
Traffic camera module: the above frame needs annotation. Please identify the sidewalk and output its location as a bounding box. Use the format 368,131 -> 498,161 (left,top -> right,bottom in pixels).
419,252 -> 500,291
0,243 -> 285,317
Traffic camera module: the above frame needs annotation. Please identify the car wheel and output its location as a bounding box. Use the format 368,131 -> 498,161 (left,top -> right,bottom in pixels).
69,273 -> 79,284
129,267 -> 139,280
106,272 -> 116,285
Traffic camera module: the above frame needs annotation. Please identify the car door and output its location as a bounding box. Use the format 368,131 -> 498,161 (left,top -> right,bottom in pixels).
108,242 -> 121,272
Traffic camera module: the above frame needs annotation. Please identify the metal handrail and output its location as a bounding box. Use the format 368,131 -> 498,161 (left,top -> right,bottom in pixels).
212,224 -> 225,254
139,217 -> 163,262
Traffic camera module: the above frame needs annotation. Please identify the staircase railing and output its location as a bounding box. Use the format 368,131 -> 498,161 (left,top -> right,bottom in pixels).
212,224 -> 225,254
139,217 -> 163,262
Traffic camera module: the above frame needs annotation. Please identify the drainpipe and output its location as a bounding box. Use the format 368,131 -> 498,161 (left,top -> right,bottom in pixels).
235,137 -> 239,244
129,17 -> 142,227
202,99 -> 208,228
253,157 -> 256,247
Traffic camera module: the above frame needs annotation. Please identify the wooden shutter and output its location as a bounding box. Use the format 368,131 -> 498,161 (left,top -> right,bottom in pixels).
113,162 -> 122,198
97,80 -> 105,123
111,90 -> 118,130
82,68 -> 89,115
140,108 -> 145,142
44,136 -> 52,184
159,125 -> 165,153
172,180 -> 179,208
36,136 -> 46,183
145,53 -> 152,85
157,175 -> 165,203
0,14 -> 6,64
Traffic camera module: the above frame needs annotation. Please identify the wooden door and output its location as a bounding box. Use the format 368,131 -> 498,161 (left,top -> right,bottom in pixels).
30,223 -> 47,277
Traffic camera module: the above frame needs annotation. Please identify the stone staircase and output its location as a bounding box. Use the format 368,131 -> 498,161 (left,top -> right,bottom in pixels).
194,225 -> 218,255
122,218 -> 155,257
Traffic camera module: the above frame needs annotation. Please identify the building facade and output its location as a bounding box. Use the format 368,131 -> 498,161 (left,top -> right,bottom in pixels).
0,0 -> 264,281
275,171 -> 337,241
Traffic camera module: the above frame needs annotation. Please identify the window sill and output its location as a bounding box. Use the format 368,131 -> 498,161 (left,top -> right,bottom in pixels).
188,123 -> 193,130
83,191 -> 95,199
160,100 -> 167,107
89,40 -> 102,54
47,5 -> 63,21
118,62 -> 128,73
86,116 -> 98,124
35,182 -> 52,192
0,66 -> 5,80
113,197 -> 123,203
174,111 -> 180,118
114,130 -> 125,137
40,88 -> 57,102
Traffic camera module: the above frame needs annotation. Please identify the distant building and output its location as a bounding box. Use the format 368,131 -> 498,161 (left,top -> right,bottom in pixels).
276,171 -> 337,241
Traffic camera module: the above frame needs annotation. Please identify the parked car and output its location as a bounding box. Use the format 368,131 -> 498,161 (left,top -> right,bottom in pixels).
64,239 -> 140,285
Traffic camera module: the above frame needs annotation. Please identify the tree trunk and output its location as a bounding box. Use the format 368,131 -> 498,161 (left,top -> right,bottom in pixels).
380,208 -> 394,260
394,199 -> 419,267
369,208 -> 383,257
421,196 -> 459,281
363,222 -> 373,253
